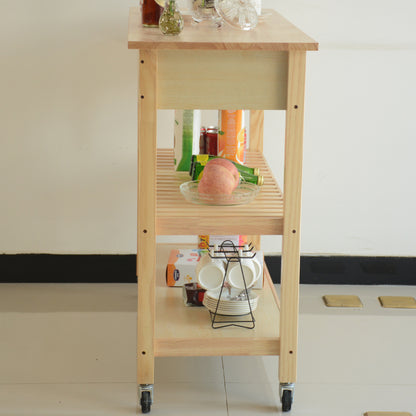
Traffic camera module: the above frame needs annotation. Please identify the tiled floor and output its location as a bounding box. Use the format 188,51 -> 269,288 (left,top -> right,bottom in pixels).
0,283 -> 415,415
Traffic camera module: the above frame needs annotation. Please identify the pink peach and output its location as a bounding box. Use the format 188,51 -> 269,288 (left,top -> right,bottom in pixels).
203,158 -> 239,189
198,165 -> 236,195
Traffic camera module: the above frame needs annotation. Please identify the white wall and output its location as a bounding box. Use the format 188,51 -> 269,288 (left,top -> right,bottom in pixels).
1,0 -> 415,256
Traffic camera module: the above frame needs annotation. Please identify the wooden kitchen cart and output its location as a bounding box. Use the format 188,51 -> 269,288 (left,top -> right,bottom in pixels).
128,8 -> 318,413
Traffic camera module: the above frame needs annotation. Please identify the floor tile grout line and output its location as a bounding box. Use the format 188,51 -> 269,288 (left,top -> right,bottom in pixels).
221,357 -> 230,416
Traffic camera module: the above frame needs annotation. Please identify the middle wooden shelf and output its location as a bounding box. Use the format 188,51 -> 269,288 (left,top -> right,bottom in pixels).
155,149 -> 284,236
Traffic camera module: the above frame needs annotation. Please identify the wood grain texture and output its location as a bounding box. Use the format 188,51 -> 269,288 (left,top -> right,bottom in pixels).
137,50 -> 158,385
155,149 -> 284,236
154,245 -> 280,357
279,50 -> 307,383
248,110 -> 265,250
157,50 -> 288,110
128,8 -> 318,51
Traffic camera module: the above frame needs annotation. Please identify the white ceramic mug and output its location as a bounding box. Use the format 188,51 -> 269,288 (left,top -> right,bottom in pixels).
251,254 -> 263,283
196,252 -> 225,291
226,257 -> 257,290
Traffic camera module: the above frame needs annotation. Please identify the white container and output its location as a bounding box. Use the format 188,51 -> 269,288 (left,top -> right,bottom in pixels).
196,251 -> 225,290
251,254 -> 263,283
226,253 -> 258,290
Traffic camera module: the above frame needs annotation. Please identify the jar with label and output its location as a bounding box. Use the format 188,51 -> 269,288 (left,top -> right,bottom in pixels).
142,0 -> 163,27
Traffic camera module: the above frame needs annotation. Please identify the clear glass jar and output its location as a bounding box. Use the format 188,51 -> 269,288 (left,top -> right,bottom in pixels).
214,0 -> 258,30
192,0 -> 218,22
159,0 -> 185,35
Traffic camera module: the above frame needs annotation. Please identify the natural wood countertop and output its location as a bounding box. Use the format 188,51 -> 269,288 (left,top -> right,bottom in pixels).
128,7 -> 318,51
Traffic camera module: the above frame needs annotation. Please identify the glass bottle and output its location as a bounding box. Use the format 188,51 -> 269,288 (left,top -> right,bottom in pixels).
142,0 -> 163,27
159,0 -> 184,35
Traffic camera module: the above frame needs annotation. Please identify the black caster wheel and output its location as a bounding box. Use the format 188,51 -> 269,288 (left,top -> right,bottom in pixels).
281,389 -> 293,412
140,391 -> 152,414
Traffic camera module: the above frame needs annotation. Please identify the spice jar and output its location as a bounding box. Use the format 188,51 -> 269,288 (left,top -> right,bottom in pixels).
159,0 -> 184,35
142,0 -> 163,27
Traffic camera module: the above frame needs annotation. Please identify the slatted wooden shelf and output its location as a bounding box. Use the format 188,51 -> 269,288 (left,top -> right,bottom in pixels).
154,244 -> 280,357
156,149 -> 284,235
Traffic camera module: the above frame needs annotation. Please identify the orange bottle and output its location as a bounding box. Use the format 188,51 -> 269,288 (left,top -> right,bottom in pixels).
217,110 -> 246,164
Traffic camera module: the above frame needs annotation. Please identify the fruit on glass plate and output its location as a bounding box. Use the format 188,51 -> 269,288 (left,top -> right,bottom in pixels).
203,158 -> 240,189
198,164 -> 236,195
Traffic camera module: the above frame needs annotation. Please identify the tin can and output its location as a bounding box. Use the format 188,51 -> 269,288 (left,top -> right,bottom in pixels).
206,126 -> 218,156
199,127 -> 206,155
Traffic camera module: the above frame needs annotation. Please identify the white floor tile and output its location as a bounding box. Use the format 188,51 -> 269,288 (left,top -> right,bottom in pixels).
155,357 -> 224,383
226,382 -> 416,415
0,311 -> 136,383
222,356 -> 279,384
0,283 -> 415,415
0,383 -> 138,416
297,314 -> 416,385
152,382 -> 228,415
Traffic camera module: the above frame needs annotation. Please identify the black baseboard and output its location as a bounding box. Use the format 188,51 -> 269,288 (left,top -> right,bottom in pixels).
265,256 -> 416,285
0,254 -> 137,283
0,254 -> 415,285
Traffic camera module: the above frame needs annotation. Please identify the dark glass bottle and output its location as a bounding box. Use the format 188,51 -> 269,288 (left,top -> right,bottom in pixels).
142,0 -> 163,27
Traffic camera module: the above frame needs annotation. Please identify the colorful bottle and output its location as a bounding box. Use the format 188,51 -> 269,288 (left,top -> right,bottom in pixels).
191,161 -> 263,185
218,110 -> 246,164
198,235 -> 248,250
174,110 -> 201,171
190,154 -> 260,177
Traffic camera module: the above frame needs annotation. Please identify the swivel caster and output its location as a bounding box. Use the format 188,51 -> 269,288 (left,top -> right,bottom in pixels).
279,383 -> 294,412
139,384 -> 153,414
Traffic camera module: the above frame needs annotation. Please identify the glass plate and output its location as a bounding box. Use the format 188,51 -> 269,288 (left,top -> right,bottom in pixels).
180,180 -> 260,206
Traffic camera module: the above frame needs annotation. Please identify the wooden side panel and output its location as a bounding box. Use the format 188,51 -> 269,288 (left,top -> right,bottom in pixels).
279,50 -> 306,383
156,338 -> 280,357
157,50 -> 288,110
137,50 -> 158,385
247,110 -> 265,250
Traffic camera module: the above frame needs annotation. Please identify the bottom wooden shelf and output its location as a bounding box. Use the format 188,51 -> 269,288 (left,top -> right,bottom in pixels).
154,244 -> 281,357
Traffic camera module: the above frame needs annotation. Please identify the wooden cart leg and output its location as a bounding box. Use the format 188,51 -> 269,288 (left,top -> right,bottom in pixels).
137,49 -> 158,389
248,109 -> 264,250
279,50 -> 306,388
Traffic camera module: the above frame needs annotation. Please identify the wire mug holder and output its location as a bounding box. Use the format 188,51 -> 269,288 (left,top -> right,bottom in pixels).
206,240 -> 257,329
